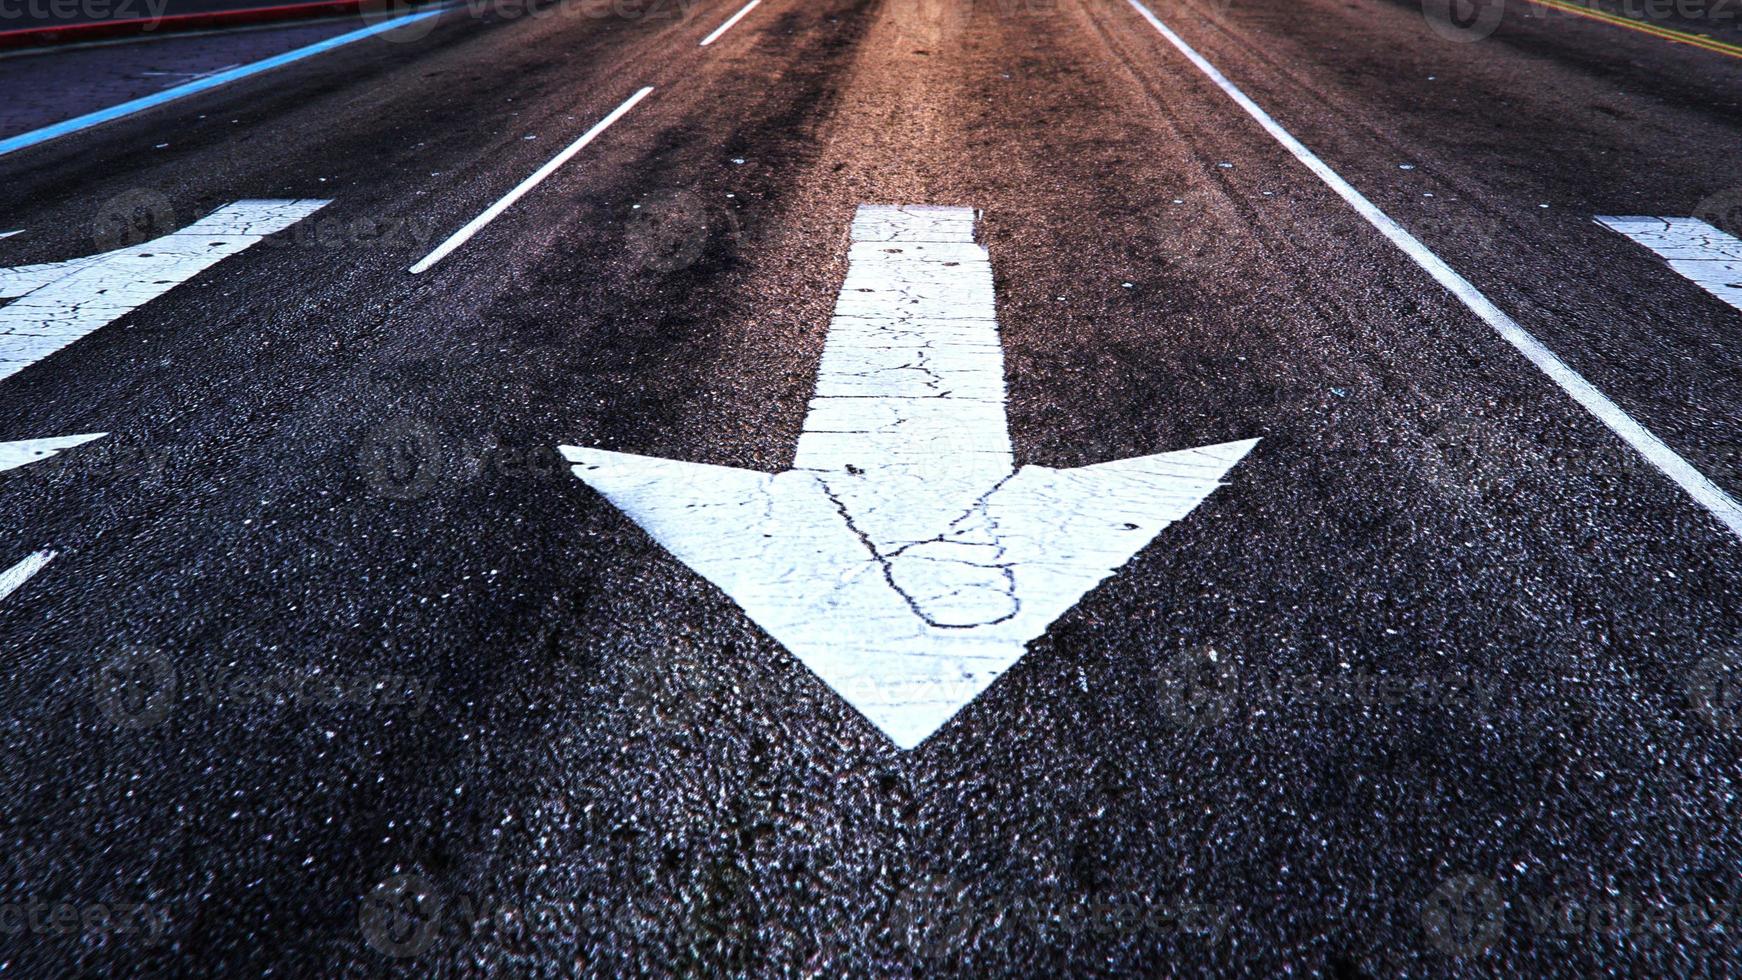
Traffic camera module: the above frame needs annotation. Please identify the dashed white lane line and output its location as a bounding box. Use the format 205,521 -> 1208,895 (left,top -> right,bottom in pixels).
0,550 -> 54,605
0,231 -> 19,240
1597,216 -> 1742,313
0,434 -> 107,473
0,200 -> 328,383
700,0 -> 762,46
409,87 -> 655,275
1125,0 -> 1742,541
562,205 -> 1255,749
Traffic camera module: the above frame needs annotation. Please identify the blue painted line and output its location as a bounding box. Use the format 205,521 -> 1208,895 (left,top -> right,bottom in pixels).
0,7 -> 445,160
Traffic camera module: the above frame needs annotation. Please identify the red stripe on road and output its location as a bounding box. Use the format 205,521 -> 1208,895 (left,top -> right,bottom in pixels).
0,0 -> 415,50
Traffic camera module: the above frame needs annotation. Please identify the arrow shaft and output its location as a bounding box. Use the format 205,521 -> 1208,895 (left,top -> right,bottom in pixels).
793,206 -> 1011,489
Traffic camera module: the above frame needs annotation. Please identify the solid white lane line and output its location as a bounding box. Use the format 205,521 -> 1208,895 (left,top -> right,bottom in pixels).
408,87 -> 655,274
0,200 -> 328,382
1125,0 -> 1742,540
700,0 -> 762,46
0,550 -> 54,604
562,205 -> 1256,748
1597,216 -> 1742,313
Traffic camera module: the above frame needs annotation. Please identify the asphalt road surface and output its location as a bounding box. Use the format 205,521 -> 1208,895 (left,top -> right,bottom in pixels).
4,0 -> 1742,974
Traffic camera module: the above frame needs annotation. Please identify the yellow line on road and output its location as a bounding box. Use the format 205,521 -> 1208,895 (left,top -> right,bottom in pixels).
1522,0 -> 1742,60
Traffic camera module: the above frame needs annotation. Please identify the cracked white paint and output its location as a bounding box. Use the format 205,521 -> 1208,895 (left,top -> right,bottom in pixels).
0,550 -> 54,605
561,205 -> 1256,748
0,200 -> 328,383
1597,216 -> 1742,314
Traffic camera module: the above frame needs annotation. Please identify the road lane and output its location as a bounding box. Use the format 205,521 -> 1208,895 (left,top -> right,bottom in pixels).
1123,0 -> 1742,540
0,0 -> 1739,975
408,85 -> 655,273
1104,0 -> 1742,501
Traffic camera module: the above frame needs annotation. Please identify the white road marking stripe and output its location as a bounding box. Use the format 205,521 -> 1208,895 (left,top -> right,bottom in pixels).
0,433 -> 106,473
0,231 -> 20,240
0,200 -> 328,383
0,437 -> 104,606
0,550 -> 54,604
1597,216 -> 1742,313
699,0 -> 761,46
408,87 -> 655,274
562,205 -> 1256,748
0,9 -> 448,160
1126,0 -> 1742,541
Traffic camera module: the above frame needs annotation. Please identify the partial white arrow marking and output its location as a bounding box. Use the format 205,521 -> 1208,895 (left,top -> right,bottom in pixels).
0,433 -> 107,473
0,200 -> 328,383
1597,216 -> 1742,314
1125,0 -> 1742,540
560,205 -> 1256,748
0,550 -> 54,604
0,434 -> 105,605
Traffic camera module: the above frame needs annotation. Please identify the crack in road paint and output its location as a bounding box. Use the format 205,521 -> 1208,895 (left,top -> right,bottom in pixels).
1597,215 -> 1742,314
559,204 -> 1256,747
818,471 -> 1022,629
0,200 -> 327,380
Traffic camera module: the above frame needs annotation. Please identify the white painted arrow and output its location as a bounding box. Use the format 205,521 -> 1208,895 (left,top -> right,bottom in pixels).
0,549 -> 55,604
0,433 -> 106,605
1597,216 -> 1742,314
0,199 -> 328,382
0,433 -> 107,473
561,205 -> 1256,748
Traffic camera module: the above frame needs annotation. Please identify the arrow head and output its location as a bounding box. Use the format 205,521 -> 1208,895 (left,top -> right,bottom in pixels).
560,438 -> 1256,748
